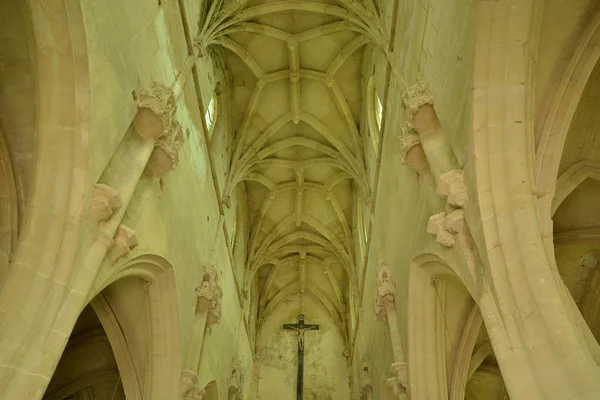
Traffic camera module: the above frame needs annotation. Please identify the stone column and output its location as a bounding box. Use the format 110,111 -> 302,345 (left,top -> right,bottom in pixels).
181,266 -> 222,399
228,359 -> 243,400
374,264 -> 408,399
359,358 -> 374,400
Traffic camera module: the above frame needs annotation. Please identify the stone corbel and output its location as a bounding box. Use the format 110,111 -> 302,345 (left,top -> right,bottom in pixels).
183,386 -> 204,400
390,362 -> 408,390
90,184 -> 122,223
399,127 -> 430,173
228,359 -> 243,398
107,225 -> 138,262
147,120 -> 184,178
195,267 -> 223,327
359,358 -> 373,394
386,376 -> 407,396
437,170 -> 468,208
134,83 -> 177,139
181,370 -> 199,400
426,209 -> 465,247
581,251 -> 599,270
402,82 -> 435,129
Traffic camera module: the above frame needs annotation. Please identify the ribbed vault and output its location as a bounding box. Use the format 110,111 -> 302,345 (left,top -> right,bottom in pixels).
199,0 -> 387,340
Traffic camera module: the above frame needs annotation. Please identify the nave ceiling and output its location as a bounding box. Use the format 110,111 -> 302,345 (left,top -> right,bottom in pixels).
198,0 -> 390,338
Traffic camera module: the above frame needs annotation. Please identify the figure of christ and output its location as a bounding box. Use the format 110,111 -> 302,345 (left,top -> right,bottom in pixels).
283,314 -> 320,399
286,324 -> 318,351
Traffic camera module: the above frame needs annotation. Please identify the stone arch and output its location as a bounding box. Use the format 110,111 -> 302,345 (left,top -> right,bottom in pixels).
202,380 -> 219,400
407,253 -> 508,400
0,0 -> 91,395
535,8 -> 600,227
43,304 -> 127,400
89,254 -> 182,400
0,123 -> 18,282
407,253 -> 457,400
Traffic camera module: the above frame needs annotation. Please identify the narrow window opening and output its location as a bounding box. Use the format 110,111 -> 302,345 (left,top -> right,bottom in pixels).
205,92 -> 217,137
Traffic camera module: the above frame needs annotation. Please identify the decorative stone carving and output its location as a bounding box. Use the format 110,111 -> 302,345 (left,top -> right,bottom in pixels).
147,120 -> 184,177
134,83 -> 177,139
181,370 -> 203,400
402,82 -> 434,122
437,170 -> 468,208
90,184 -> 122,223
228,359 -> 243,399
581,252 -> 598,269
399,128 -> 421,161
390,361 -> 408,389
359,358 -> 373,394
195,267 -> 223,327
107,225 -> 138,262
426,209 -> 465,247
386,376 -> 407,396
375,264 -> 396,319
386,362 -> 408,397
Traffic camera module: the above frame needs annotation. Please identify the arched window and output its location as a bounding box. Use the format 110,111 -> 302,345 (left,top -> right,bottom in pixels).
374,90 -> 383,130
205,92 -> 217,137
367,77 -> 383,151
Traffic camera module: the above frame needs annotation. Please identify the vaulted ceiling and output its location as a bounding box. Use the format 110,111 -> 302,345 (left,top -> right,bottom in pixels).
199,0 -> 388,337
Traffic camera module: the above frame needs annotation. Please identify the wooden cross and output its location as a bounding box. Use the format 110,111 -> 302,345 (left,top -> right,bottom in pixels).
283,314 -> 319,399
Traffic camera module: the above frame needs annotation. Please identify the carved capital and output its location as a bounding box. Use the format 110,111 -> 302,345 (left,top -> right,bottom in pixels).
359,358 -> 373,393
402,83 -> 434,117
147,121 -> 184,177
427,212 -> 454,247
195,267 -> 223,327
183,386 -> 204,400
437,170 -> 468,208
399,128 -> 421,161
386,376 -> 406,396
228,359 -> 243,395
134,83 -> 176,139
108,225 -> 138,262
90,184 -> 122,223
426,210 -> 465,247
390,362 -> 408,388
180,370 -> 198,398
222,196 -> 231,208
375,264 -> 396,319
581,251 -> 598,269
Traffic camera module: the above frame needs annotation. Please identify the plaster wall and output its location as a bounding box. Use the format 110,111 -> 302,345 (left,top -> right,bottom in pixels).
256,295 -> 350,400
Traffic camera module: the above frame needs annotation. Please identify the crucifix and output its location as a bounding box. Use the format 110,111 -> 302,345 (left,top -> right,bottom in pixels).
283,314 -> 319,399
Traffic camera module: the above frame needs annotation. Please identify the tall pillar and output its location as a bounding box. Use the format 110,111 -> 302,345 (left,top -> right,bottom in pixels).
228,358 -> 244,400
374,264 -> 408,399
0,82 -> 185,399
358,358 -> 374,400
399,47 -> 600,397
181,266 -> 223,399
